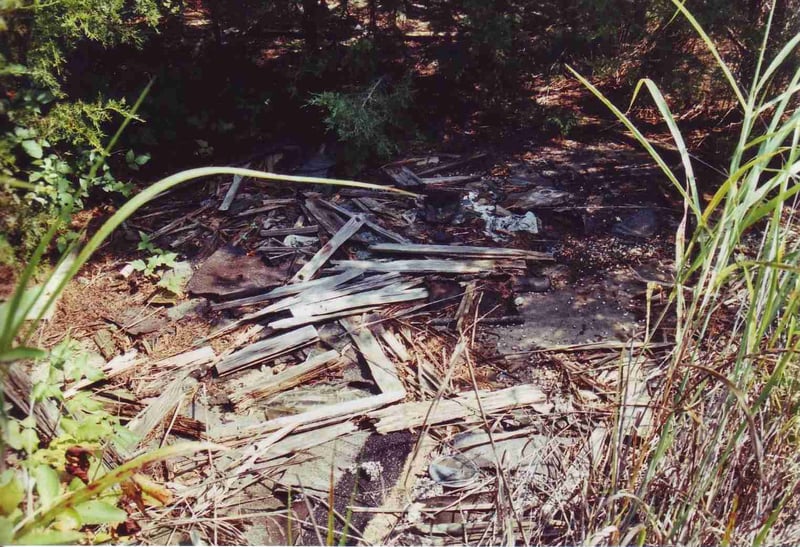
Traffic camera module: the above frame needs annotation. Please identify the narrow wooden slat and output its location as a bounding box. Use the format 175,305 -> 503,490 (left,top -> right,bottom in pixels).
369,243 -> 553,261
318,199 -> 411,244
230,350 -> 342,410
211,270 -> 362,311
219,162 -> 250,211
368,384 -> 551,434
215,325 -> 319,376
291,215 -> 365,283
341,316 -> 405,395
259,225 -> 319,237
289,285 -> 427,318
331,259 -> 521,274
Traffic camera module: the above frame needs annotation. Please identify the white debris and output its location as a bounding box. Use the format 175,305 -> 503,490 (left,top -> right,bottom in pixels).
283,234 -> 318,247
462,191 -> 540,241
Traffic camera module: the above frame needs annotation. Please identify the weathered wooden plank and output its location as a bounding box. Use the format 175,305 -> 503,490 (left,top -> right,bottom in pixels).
289,285 -> 427,318
318,199 -> 411,244
268,305 -> 382,330
211,270 -> 362,311
126,371 -> 192,445
415,152 -> 487,177
420,174 -> 482,184
383,165 -> 424,188
259,225 -> 319,237
302,198 -> 348,236
236,198 -> 296,217
369,243 -> 553,261
252,272 -> 403,318
207,273 -> 398,337
341,317 -> 405,395
368,384 -> 552,434
217,392 -> 403,441
219,162 -> 251,211
292,215 -> 365,283
215,325 -> 319,376
230,350 -> 342,411
331,259 -> 521,274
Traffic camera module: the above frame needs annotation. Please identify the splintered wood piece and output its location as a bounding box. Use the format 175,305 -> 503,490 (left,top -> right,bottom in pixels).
230,350 -> 342,411
378,328 -> 411,362
291,215 -> 365,283
341,317 -> 405,395
126,372 -> 192,446
253,421 -> 357,462
383,165 -> 424,187
219,162 -> 251,211
369,243 -> 554,261
211,270 -> 362,311
150,204 -> 211,240
318,198 -> 411,244
415,152 -> 487,177
268,305 -> 382,330
420,174 -> 482,184
455,281 -> 477,332
215,325 -> 319,376
4,364 -> 61,441
289,284 -> 427,318
217,392 -> 403,441
303,198 -> 348,236
245,274 -> 407,329
368,384 -> 552,434
238,272 -> 403,326
137,346 -> 218,391
331,259 -> 522,274
259,225 -> 319,237
237,198 -> 296,217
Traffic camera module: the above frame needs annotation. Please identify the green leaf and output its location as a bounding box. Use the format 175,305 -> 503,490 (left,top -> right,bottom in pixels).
0,471 -> 24,516
3,420 -> 39,454
33,465 -> 61,508
16,528 -> 84,545
125,149 -> 134,164
0,516 -> 14,545
135,153 -> 151,165
0,346 -> 47,363
22,140 -> 43,159
73,500 -> 127,525
16,442 -> 223,537
129,259 -> 146,271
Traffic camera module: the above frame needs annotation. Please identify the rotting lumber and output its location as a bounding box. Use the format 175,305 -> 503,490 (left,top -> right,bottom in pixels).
368,384 -> 551,434
369,243 -> 553,261
215,325 -> 319,376
291,215 -> 366,283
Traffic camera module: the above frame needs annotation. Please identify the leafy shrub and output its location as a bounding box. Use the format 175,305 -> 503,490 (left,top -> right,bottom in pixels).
308,76 -> 414,171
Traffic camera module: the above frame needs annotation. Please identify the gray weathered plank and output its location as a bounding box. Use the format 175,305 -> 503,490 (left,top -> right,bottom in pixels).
230,349 -> 342,410
215,325 -> 319,376
331,259 -> 521,274
292,215 -> 365,283
341,316 -> 405,395
368,384 -> 551,434
369,243 -> 553,261
219,162 -> 251,211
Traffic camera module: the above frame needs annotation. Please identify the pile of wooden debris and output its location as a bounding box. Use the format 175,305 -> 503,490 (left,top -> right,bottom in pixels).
8,150 -> 662,545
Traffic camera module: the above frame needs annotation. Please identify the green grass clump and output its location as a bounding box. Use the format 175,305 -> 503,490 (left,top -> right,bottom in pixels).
570,0 -> 800,543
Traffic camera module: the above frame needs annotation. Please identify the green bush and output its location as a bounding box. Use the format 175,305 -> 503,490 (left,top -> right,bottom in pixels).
308,76 -> 415,171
